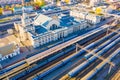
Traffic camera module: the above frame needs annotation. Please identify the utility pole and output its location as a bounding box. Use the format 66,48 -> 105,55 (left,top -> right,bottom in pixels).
108,65 -> 112,74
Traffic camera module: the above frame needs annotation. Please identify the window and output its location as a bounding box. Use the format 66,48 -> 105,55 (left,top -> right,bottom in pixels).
50,24 -> 58,30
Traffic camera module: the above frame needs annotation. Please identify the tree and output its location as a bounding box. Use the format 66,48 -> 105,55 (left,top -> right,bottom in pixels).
0,8 -> 3,15
65,0 -> 70,4
5,5 -> 10,10
95,7 -> 102,15
35,0 -> 45,7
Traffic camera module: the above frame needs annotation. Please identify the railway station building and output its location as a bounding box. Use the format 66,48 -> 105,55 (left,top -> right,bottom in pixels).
14,13 -> 89,48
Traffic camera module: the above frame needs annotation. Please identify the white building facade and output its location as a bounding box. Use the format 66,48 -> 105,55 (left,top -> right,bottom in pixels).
70,10 -> 102,24
14,13 -> 89,48
0,42 -> 20,61
89,0 -> 103,7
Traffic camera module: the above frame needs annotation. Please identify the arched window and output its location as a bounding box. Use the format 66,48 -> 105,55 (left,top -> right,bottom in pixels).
50,24 -> 58,30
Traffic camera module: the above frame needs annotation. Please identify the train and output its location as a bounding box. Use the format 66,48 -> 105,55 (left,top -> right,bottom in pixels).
9,46 -> 77,80
7,27 -> 106,80
31,28 -> 116,80
68,34 -> 120,77
0,61 -> 25,76
9,31 -> 101,80
81,49 -> 120,80
84,29 -> 120,59
25,25 -> 110,65
0,25 -> 110,80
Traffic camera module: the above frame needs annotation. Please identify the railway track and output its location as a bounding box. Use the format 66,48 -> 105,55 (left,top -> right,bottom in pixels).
0,25 -> 117,80
58,27 -> 120,80
30,27 -> 120,80
0,26 -> 109,80
51,35 -> 111,80
26,30 -> 117,80
111,69 -> 120,80
75,43 -> 120,80
106,53 -> 120,80
60,41 -> 119,80
17,31 -> 107,80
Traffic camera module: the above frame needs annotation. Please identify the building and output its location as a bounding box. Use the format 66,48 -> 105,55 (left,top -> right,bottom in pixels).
0,0 -> 30,5
106,0 -> 120,3
109,2 -> 120,9
0,0 -> 21,5
13,7 -> 22,13
13,6 -> 33,13
0,42 -> 20,61
2,10 -> 12,15
61,0 -> 78,4
89,0 -> 103,7
70,10 -> 103,24
14,12 -> 90,48
44,0 -> 57,4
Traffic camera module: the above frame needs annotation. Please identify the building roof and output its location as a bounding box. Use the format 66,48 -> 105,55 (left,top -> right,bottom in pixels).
59,15 -> 79,27
42,5 -> 57,10
28,25 -> 48,39
25,6 -> 33,8
14,7 -> 22,10
0,39 -> 16,56
42,21 -> 49,27
35,25 -> 47,34
34,14 -> 52,25
2,9 -> 12,12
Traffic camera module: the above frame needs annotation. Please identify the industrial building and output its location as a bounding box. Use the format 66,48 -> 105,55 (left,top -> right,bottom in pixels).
14,13 -> 90,48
